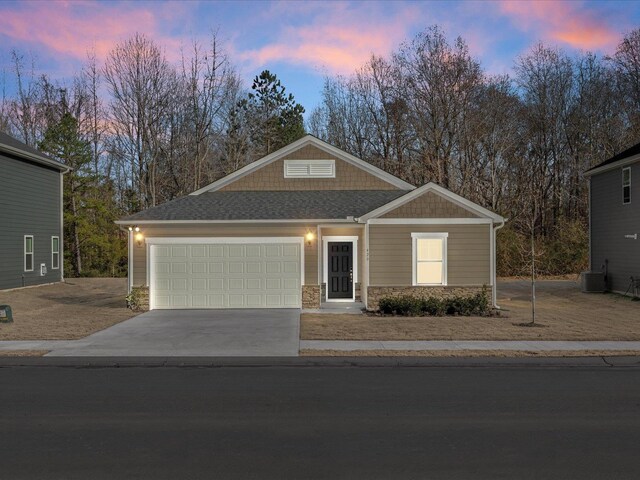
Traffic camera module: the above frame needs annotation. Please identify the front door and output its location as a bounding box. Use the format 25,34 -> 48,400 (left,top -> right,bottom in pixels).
328,242 -> 353,299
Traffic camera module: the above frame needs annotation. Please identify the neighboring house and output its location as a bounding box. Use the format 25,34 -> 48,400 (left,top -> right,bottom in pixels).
116,135 -> 505,311
585,142 -> 640,295
0,132 -> 69,290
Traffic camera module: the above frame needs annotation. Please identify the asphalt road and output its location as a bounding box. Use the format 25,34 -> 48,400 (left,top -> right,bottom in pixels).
1,365 -> 639,479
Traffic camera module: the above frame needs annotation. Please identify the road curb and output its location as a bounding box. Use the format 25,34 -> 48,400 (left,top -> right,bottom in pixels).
1,356 -> 639,368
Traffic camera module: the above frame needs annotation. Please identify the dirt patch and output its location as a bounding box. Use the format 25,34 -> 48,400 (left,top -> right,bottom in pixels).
300,349 -> 640,357
301,279 -> 640,341
0,350 -> 49,357
0,278 -> 135,340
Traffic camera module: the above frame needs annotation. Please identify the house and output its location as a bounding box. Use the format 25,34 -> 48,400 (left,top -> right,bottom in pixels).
0,132 -> 69,290
585,142 -> 640,295
116,135 -> 505,311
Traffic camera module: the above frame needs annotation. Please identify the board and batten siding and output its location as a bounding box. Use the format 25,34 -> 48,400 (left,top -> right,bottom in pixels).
368,224 -> 491,286
132,224 -> 319,287
590,162 -> 640,293
0,152 -> 62,289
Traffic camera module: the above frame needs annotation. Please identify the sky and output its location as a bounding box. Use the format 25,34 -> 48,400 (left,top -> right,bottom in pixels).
1,0 -> 639,116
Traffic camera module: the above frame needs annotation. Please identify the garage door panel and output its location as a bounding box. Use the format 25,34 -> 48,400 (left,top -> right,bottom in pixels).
151,241 -> 301,309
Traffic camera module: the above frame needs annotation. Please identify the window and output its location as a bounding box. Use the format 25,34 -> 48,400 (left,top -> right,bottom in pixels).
412,233 -> 448,285
51,236 -> 60,270
284,159 -> 335,178
24,235 -> 34,272
623,167 -> 631,204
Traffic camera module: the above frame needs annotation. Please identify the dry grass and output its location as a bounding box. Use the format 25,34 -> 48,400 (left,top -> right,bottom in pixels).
300,349 -> 640,357
301,279 -> 640,341
0,350 -> 49,357
0,278 -> 135,340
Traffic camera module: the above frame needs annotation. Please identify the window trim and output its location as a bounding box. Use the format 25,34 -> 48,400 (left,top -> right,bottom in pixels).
51,236 -> 60,270
411,232 -> 448,286
283,159 -> 336,178
24,235 -> 34,272
622,167 -> 631,204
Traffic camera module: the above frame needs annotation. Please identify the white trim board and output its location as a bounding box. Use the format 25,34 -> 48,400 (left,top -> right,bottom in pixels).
358,182 -> 504,223
116,219 -> 358,225
189,135 -> 415,194
367,218 -> 493,225
583,153 -> 640,177
322,235 -> 358,302
411,232 -> 448,287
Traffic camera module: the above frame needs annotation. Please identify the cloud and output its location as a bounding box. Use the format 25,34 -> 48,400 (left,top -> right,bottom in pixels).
0,0 -> 187,63
235,3 -> 421,75
498,0 -> 620,51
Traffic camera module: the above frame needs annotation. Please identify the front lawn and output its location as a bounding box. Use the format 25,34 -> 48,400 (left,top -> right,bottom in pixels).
0,278 -> 135,340
301,279 -> 640,341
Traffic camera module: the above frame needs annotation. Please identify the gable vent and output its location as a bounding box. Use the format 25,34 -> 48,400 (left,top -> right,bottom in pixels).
284,160 -> 335,178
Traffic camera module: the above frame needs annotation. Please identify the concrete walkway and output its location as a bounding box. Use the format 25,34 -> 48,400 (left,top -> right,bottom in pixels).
300,340 -> 640,352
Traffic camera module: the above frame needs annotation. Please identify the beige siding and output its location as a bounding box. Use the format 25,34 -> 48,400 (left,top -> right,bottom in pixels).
381,191 -> 478,218
368,224 -> 490,286
131,224 -> 318,287
220,145 -> 399,191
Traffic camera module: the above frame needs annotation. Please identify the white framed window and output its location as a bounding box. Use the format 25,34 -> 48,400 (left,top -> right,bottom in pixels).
623,167 -> 631,204
411,232 -> 448,286
51,236 -> 60,270
284,159 -> 335,178
24,235 -> 34,272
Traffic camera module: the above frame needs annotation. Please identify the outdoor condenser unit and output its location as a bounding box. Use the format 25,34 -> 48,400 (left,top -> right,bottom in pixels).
581,271 -> 606,293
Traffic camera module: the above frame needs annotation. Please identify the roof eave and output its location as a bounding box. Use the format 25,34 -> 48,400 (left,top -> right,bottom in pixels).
584,153 -> 640,177
0,143 -> 71,173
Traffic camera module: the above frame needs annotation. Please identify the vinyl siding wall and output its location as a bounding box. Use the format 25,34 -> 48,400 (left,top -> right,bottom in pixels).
368,224 -> 491,286
0,153 -> 62,289
381,191 -> 478,218
590,162 -> 640,293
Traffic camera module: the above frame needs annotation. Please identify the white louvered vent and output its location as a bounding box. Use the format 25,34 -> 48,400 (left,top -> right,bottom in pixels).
284,160 -> 335,178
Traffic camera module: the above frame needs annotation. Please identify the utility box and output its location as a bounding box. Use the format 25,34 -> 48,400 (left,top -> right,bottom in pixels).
0,305 -> 13,323
582,271 -> 606,293
40,263 -> 47,276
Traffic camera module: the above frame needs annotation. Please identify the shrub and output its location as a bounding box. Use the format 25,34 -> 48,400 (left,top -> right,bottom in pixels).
377,288 -> 490,316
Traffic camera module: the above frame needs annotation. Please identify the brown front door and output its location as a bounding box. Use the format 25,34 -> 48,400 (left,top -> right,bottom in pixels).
328,242 -> 353,299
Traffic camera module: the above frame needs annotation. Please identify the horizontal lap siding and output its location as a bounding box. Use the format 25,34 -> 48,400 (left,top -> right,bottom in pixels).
590,164 -> 640,293
0,153 -> 62,289
369,224 -> 490,286
132,224 -> 318,287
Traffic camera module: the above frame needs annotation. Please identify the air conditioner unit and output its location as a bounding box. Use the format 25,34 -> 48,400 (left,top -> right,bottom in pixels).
581,271 -> 605,293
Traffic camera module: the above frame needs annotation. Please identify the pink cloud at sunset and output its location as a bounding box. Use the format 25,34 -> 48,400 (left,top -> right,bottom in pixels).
0,0 -> 186,62
499,0 -> 621,51
236,5 -> 422,75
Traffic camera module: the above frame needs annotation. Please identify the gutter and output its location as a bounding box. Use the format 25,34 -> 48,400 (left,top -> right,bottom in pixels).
492,219 -> 506,309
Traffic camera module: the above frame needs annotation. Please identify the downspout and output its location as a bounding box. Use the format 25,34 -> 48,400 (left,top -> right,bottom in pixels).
492,219 -> 506,309
127,227 -> 133,294
60,167 -> 71,283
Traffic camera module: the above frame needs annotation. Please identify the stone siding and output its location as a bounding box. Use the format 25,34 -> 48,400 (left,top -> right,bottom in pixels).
130,286 -> 149,311
366,285 -> 490,311
302,285 -> 321,309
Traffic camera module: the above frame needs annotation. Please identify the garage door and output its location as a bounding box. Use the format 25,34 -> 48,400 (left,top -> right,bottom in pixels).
150,240 -> 302,309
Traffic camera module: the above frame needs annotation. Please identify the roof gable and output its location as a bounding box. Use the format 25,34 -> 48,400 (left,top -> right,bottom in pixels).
359,183 -> 505,222
190,135 -> 415,194
585,141 -> 640,177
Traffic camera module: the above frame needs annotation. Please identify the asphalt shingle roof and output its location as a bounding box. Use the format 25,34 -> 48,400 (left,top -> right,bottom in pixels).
585,141 -> 640,173
120,190 -> 409,222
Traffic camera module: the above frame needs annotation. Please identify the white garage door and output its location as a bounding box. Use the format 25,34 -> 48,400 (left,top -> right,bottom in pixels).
149,239 -> 302,309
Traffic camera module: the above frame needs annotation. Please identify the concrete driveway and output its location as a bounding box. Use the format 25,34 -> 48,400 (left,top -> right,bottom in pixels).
45,309 -> 300,357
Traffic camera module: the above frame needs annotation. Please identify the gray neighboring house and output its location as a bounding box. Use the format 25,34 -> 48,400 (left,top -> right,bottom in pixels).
0,132 -> 70,290
585,142 -> 640,295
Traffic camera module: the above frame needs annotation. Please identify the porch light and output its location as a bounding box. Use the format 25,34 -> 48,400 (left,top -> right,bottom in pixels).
306,231 -> 315,246
135,232 -> 144,246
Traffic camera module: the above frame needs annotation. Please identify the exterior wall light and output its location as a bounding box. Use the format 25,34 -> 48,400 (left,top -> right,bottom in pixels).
135,232 -> 144,246
306,231 -> 314,246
